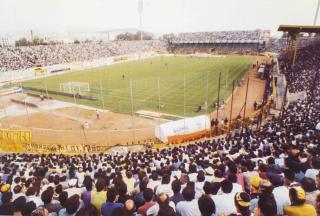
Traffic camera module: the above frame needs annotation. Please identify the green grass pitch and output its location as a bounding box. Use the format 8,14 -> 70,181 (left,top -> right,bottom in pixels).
22,56 -> 255,117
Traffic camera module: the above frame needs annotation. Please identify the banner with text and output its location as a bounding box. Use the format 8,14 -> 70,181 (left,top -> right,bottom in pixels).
0,130 -> 32,152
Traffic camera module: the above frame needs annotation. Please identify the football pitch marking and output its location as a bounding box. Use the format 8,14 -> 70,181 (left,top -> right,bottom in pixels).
22,55 -> 255,117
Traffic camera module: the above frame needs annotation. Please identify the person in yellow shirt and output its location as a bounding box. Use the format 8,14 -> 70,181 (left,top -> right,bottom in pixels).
91,178 -> 107,213
284,187 -> 317,216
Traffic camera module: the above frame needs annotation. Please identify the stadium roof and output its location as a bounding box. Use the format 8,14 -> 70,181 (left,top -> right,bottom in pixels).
278,25 -> 320,33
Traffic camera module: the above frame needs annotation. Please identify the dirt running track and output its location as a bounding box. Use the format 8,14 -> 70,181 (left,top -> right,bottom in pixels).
0,56 -> 269,147
210,56 -> 269,122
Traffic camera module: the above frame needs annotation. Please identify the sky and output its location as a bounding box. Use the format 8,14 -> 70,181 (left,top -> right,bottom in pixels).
0,0 -> 319,36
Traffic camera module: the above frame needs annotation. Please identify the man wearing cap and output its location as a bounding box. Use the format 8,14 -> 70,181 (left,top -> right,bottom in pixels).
212,169 -> 224,183
234,192 -> 251,215
249,176 -> 261,212
284,187 -> 317,216
204,166 -> 214,182
0,184 -> 10,194
0,184 -> 11,206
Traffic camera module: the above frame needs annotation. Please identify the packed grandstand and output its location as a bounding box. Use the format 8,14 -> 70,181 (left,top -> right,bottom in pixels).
0,27 -> 319,216
168,30 -> 270,53
0,30 -> 272,72
0,40 -> 167,72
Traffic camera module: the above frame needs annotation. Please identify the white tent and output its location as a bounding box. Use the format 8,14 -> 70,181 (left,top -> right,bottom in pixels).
155,115 -> 210,143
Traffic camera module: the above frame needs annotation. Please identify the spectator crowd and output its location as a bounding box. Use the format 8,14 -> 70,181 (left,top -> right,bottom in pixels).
169,30 -> 269,54
0,38 -> 319,216
0,30 -> 271,73
279,40 -> 320,93
267,37 -> 320,54
0,40 -> 167,72
171,30 -> 269,43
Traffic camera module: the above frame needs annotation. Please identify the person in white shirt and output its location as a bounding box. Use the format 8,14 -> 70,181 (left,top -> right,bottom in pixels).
65,179 -> 84,198
171,170 -> 182,180
156,174 -> 173,197
217,173 -> 242,195
26,186 -> 43,207
75,168 -> 85,187
123,171 -> 136,195
272,184 -> 291,215
188,164 -> 198,182
212,180 -> 237,215
305,158 -> 320,182
147,171 -> 161,191
195,171 -> 206,198
176,186 -> 201,216
198,194 -> 216,216
12,185 -> 25,201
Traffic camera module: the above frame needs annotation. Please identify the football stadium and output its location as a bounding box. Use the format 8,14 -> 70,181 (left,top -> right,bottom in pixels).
0,0 -> 319,215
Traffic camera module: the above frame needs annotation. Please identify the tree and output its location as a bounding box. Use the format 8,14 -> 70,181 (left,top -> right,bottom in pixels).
15,38 -> 30,47
116,32 -> 136,41
48,40 -> 62,45
115,31 -> 154,41
32,37 -> 45,45
162,33 -> 175,42
15,37 -> 48,46
135,31 -> 154,40
74,39 -> 80,44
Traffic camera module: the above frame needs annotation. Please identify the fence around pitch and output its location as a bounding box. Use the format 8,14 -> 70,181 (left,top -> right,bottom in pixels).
1,97 -> 273,154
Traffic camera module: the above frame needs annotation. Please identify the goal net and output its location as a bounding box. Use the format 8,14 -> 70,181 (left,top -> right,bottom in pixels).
59,82 -> 90,94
